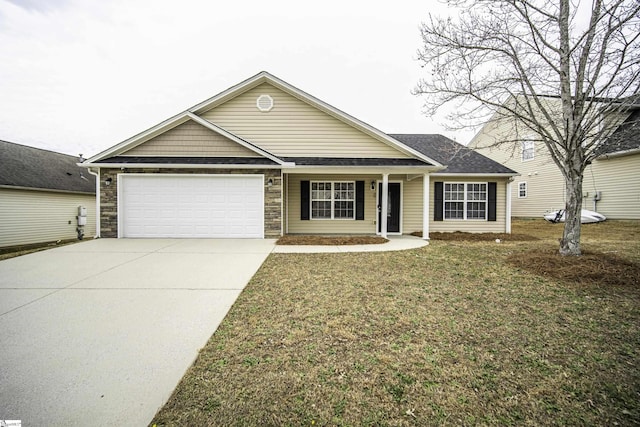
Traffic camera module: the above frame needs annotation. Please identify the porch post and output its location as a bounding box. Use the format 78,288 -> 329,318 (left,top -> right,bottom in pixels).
506,179 -> 512,233
381,173 -> 389,239
422,173 -> 430,241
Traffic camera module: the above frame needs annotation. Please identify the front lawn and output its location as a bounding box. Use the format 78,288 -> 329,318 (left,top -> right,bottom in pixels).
151,220 -> 640,426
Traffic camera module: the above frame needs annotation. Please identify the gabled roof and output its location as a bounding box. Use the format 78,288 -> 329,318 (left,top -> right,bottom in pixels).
189,71 -> 443,166
595,108 -> 640,157
0,140 -> 96,193
84,72 -> 443,168
84,112 -> 289,166
389,134 -> 519,175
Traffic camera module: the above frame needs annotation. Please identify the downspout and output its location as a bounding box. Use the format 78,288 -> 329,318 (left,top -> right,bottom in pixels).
86,168 -> 101,238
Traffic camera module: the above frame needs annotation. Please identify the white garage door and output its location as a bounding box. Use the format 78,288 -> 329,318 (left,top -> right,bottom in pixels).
120,174 -> 264,238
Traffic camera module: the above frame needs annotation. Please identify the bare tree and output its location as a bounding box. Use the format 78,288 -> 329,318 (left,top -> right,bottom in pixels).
414,0 -> 640,256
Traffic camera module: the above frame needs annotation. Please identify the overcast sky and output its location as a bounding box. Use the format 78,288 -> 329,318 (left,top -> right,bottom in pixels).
0,0 -> 470,157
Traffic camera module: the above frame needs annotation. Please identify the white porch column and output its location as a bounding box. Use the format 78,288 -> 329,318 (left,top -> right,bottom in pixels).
422,173 -> 430,241
380,173 -> 389,238
506,179 -> 512,233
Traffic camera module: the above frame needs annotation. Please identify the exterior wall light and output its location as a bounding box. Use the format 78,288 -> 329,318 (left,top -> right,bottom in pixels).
371,181 -> 376,191
105,177 -> 113,186
267,178 -> 274,187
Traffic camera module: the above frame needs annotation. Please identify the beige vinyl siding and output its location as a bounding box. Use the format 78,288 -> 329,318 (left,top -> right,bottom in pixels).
426,177 -> 509,233
584,154 -> 640,219
0,188 -> 96,248
203,83 -> 409,158
471,116 -> 566,217
125,120 -> 256,157
470,106 -> 638,219
286,174 -> 378,234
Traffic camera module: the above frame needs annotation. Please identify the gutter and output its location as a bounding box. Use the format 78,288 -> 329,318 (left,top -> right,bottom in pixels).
79,162 -> 291,169
597,147 -> 640,159
0,184 -> 95,195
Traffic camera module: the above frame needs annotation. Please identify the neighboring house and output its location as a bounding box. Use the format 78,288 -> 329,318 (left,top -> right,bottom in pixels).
470,106 -> 640,219
0,140 -> 97,248
81,71 -> 518,240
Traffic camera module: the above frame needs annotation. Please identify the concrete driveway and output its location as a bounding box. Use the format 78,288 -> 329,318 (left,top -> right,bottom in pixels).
0,238 -> 275,426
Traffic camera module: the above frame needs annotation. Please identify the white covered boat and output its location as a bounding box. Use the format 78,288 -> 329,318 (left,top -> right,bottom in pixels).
544,209 -> 606,224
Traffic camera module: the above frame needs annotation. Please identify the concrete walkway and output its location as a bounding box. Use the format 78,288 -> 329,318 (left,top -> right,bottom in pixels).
0,238 -> 275,427
272,235 -> 429,253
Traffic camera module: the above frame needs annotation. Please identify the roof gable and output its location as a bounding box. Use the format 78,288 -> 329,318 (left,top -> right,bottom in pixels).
124,119 -> 257,157
84,72 -> 443,168
86,112 -> 286,165
0,140 -> 95,193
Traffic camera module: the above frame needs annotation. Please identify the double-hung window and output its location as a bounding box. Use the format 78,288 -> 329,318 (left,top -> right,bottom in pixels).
444,183 -> 487,220
311,181 -> 355,219
518,182 -> 527,198
521,140 -> 535,161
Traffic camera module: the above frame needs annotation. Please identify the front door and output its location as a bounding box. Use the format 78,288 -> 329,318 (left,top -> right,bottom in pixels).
378,182 -> 401,233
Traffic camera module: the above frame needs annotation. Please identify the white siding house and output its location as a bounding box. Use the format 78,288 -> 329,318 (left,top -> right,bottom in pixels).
0,140 -> 97,248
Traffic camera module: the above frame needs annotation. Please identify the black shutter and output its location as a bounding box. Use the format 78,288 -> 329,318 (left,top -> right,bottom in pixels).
488,182 -> 497,221
434,182 -> 444,221
355,181 -> 365,220
301,180 -> 310,220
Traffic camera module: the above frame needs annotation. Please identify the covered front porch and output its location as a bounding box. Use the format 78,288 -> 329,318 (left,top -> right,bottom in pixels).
282,170 -> 433,240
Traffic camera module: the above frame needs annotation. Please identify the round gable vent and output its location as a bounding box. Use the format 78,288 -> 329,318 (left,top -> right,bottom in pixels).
256,94 -> 274,112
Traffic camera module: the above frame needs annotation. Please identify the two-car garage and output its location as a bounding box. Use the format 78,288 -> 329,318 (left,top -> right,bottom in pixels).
118,174 -> 264,238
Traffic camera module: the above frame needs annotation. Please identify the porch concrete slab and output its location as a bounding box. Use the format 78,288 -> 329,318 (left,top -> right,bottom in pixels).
0,238 -> 274,427
272,235 -> 429,253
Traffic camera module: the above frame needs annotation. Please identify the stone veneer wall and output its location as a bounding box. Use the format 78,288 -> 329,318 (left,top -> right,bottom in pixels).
99,168 -> 282,238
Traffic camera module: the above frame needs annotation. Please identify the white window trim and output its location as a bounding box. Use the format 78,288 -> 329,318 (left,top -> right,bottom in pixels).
443,182 -> 488,221
518,181 -> 528,198
521,140 -> 535,162
310,181 -> 356,220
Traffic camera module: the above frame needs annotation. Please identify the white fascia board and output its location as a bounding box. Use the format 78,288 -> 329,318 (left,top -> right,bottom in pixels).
79,162 -> 285,169
430,172 -> 520,178
85,112 -> 193,163
284,165 -> 444,175
597,147 -> 640,159
185,113 -> 285,165
0,184 -> 95,195
190,71 -> 444,168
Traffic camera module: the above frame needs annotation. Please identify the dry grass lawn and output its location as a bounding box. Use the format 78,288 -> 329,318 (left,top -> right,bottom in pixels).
151,220 -> 640,426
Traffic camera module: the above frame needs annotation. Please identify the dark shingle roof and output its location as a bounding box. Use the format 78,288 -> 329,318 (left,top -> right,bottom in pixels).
389,134 -> 518,174
282,157 -> 432,166
0,140 -> 95,193
96,156 -> 280,165
595,108 -> 640,156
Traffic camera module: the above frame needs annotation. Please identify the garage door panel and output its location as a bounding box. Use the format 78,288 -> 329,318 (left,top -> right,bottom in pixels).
120,175 -> 264,238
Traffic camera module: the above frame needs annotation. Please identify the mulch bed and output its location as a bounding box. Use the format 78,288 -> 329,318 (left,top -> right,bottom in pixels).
276,235 -> 388,245
411,231 -> 539,241
507,249 -> 640,287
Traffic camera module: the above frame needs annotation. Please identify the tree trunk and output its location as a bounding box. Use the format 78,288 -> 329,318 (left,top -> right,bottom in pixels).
560,173 -> 583,256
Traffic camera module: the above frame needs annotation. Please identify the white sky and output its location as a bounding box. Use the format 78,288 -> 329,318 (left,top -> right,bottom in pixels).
0,0 -> 470,157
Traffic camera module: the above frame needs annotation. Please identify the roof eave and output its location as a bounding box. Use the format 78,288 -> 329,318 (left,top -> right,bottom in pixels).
596,147 -> 640,159
430,172 -> 520,177
79,162 -> 287,169
285,165 -> 445,175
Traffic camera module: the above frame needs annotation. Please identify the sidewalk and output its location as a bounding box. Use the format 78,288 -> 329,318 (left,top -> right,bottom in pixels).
272,235 -> 429,253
